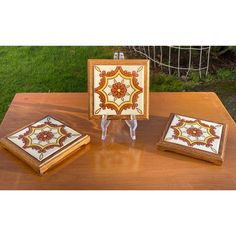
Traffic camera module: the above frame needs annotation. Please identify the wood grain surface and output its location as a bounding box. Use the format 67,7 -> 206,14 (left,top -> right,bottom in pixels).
0,92 -> 235,190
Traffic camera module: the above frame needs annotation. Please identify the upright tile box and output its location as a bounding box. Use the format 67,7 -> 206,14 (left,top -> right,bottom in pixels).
88,59 -> 149,120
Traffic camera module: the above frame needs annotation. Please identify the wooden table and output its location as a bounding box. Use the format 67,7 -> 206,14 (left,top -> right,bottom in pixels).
0,92 -> 235,190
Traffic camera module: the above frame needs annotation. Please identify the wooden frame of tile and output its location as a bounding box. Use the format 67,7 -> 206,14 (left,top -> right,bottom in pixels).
157,113 -> 228,165
88,59 -> 149,120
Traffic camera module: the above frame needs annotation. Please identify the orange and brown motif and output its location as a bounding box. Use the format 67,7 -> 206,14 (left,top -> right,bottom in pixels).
171,118 -> 219,147
111,82 -> 127,98
18,120 -> 72,154
94,66 -> 143,115
37,131 -> 54,141
186,127 -> 203,137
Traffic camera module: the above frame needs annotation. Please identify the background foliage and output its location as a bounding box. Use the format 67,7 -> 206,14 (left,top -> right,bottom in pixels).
0,46 -> 235,122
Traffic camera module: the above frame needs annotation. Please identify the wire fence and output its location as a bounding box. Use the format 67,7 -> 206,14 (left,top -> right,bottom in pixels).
128,46 -> 211,78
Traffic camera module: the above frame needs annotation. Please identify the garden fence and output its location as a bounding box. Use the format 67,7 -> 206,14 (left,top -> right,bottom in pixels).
128,46 -> 211,78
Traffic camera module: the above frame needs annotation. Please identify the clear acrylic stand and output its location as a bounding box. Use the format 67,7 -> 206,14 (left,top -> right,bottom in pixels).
101,115 -> 111,141
125,114 -> 138,140
100,52 -> 138,141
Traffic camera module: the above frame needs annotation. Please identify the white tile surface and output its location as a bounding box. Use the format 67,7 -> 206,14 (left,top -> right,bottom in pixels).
8,116 -> 81,161
93,65 -> 145,116
164,114 -> 223,154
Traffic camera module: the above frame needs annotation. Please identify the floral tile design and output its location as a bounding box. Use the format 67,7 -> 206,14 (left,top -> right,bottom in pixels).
164,114 -> 223,154
7,116 -> 82,161
93,65 -> 145,116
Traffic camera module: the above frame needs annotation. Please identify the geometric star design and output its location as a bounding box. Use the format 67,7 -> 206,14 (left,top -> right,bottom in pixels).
94,65 -> 143,115
18,122 -> 71,161
166,115 -> 220,153
157,113 -> 227,165
7,116 -> 81,161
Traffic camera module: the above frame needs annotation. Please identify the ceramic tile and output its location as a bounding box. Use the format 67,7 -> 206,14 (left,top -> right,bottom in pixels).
93,65 -> 145,116
164,114 -> 223,154
8,116 -> 82,161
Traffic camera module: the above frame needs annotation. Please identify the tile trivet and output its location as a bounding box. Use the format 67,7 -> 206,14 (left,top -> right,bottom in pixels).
157,113 -> 228,165
0,116 -> 90,174
88,59 -> 149,120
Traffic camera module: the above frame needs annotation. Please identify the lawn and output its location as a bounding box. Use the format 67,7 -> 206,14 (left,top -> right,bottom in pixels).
0,46 -> 235,122
0,46 -> 114,121
149,70 -> 236,121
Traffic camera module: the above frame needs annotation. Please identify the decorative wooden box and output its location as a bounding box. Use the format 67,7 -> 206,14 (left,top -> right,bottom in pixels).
0,116 -> 90,174
157,113 -> 228,165
88,59 -> 150,120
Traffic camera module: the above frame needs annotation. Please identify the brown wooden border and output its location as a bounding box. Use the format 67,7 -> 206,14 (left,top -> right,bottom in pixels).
88,59 -> 149,120
0,115 -> 90,175
156,113 -> 228,165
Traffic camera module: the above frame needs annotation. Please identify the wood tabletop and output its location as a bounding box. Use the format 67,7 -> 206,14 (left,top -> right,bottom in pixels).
0,92 -> 235,190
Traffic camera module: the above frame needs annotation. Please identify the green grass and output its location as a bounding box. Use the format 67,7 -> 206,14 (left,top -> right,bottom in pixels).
0,46 -> 114,121
150,69 -> 236,92
0,46 -> 235,122
150,72 -> 185,92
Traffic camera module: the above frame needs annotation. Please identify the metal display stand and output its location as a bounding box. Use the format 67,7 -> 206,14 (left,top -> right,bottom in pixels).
101,52 -> 138,141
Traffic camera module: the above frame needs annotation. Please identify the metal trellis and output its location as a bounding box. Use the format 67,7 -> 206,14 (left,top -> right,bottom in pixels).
129,46 -> 211,78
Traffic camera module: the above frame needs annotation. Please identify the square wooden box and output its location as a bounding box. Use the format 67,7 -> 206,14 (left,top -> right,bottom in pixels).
0,116 -> 90,174
157,113 -> 228,165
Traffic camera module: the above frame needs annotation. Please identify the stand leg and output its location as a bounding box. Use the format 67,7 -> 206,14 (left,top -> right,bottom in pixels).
101,115 -> 111,140
113,52 -> 119,59
125,115 -> 138,140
